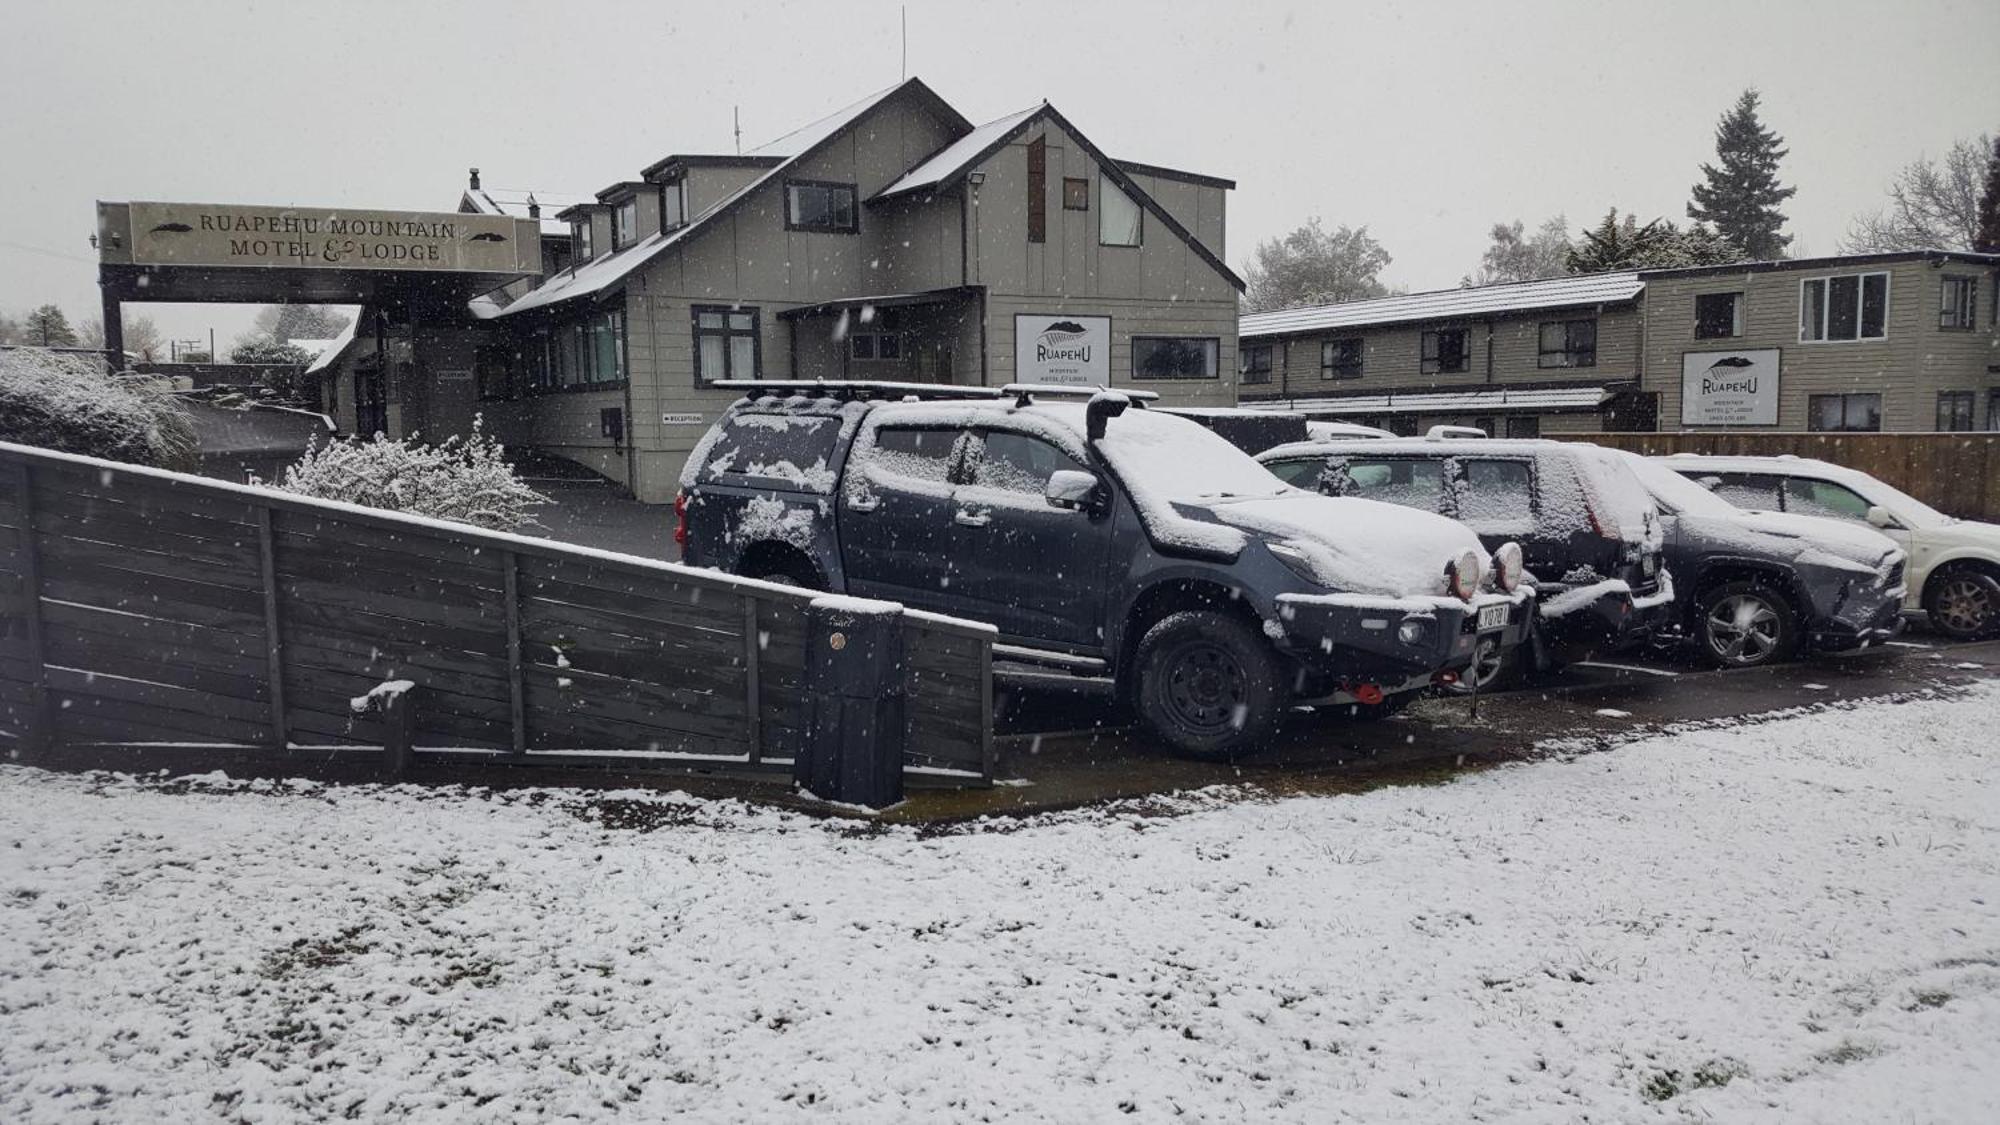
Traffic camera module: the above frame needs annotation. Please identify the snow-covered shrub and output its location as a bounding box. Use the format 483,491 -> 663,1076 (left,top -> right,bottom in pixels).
0,347 -> 197,468
274,418 -> 549,532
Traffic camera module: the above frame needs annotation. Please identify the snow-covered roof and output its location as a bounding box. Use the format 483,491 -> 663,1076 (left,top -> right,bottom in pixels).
285,337 -> 340,359
463,186 -> 590,238
493,84 -> 910,320
873,104 -> 1044,201
302,317 -> 359,376
1241,273 -> 1644,339
1241,385 -> 1617,416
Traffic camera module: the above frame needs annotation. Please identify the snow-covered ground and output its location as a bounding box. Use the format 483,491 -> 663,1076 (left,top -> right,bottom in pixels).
4,688 -> 1998,1123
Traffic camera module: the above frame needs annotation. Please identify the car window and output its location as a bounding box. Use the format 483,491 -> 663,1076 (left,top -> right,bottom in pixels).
1262,458 -> 1324,488
1782,477 -> 1872,521
699,413 -> 842,493
1344,458 -> 1445,512
1457,459 -> 1534,525
865,426 -> 962,485
1704,472 -> 1783,511
971,430 -> 1086,495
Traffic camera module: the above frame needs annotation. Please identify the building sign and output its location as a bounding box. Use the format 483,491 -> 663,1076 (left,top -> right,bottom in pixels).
1681,348 -> 1780,426
1015,314 -> 1110,386
124,202 -> 536,274
661,412 -> 707,426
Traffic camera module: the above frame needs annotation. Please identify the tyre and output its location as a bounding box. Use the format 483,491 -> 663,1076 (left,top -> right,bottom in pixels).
1696,581 -> 1798,668
1133,610 -> 1285,759
737,550 -> 824,591
1924,567 -> 2000,639
1444,634 -> 1517,694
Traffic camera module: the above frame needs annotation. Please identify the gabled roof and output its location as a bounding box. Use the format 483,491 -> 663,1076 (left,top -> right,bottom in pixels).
495,81 -> 939,319
870,102 -> 1244,292
1115,160 -> 1235,190
593,181 -> 652,203
640,153 -> 785,181
461,186 -> 586,237
1241,272 -> 1644,339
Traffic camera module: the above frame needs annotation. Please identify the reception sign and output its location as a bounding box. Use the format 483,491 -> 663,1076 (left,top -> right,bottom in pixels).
1015,314 -> 1110,386
1681,348 -> 1780,426
126,202 -> 537,274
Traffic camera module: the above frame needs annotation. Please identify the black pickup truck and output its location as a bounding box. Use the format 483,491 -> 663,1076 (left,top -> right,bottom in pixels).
675,382 -> 1533,757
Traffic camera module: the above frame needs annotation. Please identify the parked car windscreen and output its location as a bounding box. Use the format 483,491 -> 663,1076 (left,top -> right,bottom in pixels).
1343,457 -> 1445,510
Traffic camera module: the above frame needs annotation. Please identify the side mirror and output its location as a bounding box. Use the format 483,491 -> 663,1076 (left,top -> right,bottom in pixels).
1865,505 -> 1895,529
1696,475 -> 1722,492
1045,469 -> 1102,512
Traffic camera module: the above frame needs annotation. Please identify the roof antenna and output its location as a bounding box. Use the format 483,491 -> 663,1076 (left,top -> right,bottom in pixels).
901,6 -> 907,81
733,106 -> 742,155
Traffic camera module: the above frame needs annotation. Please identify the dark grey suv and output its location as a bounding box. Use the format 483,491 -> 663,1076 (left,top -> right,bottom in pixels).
677,382 -> 1533,757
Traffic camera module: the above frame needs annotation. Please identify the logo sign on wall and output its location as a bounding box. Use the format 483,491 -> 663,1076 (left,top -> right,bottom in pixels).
1015,314 -> 1110,386
1681,348 -> 1780,426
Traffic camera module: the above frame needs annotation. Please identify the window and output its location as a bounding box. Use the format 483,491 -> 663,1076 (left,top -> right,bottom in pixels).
1099,179 -> 1142,247
1702,472 -> 1783,510
851,333 -> 901,361
1808,392 -> 1882,432
702,415 -> 843,493
1505,415 -> 1541,439
1990,390 -> 2000,433
1239,345 -> 1273,384
1132,336 -> 1219,379
1456,459 -> 1535,527
1321,339 -> 1363,380
1938,390 -> 1976,432
1343,458 -> 1445,511
1421,328 -> 1469,374
1262,458 -> 1324,488
866,427 -> 961,485
693,305 -> 760,385
785,180 -> 857,233
523,309 -> 626,393
572,219 -> 593,260
661,180 -> 687,231
475,344 -> 513,401
1940,276 -> 1977,331
1063,177 -> 1089,210
972,431 -> 1086,495
1695,292 -> 1743,339
1800,272 -> 1888,341
1782,478 -> 1872,521
1537,319 -> 1597,368
1027,136 -> 1047,244
613,199 -> 637,249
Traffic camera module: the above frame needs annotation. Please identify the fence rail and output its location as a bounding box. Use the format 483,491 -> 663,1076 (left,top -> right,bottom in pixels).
1558,432 -> 2000,522
0,441 -> 993,794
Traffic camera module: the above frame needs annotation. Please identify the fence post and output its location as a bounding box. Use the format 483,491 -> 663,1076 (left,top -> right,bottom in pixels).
254,505 -> 288,749
10,461 -> 50,761
381,686 -> 418,780
502,551 -> 526,756
795,596 -> 904,809
743,595 -> 762,765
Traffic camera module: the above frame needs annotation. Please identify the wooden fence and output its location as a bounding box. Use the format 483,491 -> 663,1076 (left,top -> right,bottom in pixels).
1559,432 -> 2000,523
0,441 -> 993,787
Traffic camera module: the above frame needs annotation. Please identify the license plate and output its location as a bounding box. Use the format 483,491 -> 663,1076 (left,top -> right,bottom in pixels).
1478,604 -> 1509,631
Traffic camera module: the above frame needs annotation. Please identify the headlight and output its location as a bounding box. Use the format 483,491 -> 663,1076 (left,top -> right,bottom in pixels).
1491,541 -> 1523,593
1445,550 -> 1481,601
1396,618 -> 1430,646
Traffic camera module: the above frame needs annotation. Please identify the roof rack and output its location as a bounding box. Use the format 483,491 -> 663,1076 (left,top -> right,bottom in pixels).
997,383 -> 1161,408
710,379 -> 1004,402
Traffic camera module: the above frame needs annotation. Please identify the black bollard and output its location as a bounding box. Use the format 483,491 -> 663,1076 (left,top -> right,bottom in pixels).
795,596 -> 906,809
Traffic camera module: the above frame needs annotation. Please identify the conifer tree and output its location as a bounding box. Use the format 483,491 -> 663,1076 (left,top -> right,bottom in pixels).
1688,89 -> 1796,260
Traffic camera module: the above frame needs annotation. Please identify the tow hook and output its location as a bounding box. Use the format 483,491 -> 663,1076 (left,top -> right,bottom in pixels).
1432,669 -> 1460,687
1352,683 -> 1385,706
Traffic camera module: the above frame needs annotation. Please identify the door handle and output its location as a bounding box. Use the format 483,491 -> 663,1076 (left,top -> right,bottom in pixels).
847,496 -> 879,512
954,509 -> 991,527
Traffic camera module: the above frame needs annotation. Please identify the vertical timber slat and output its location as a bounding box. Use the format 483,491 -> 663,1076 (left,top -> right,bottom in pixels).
503,550 -> 525,756
10,461 -> 49,755
979,632 -> 995,782
743,595 -> 762,765
254,505 -> 288,747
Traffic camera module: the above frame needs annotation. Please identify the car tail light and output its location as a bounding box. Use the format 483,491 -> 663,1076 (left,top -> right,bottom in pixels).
1582,496 -> 1607,539
1491,541 -> 1523,593
1446,550 -> 1480,601
673,490 -> 690,551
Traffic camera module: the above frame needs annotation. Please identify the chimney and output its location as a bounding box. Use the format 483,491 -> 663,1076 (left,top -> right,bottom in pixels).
527,193 -> 540,219
468,167 -> 481,190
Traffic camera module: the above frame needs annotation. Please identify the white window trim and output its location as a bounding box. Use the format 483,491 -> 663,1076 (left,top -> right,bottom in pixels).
1798,271 -> 1891,345
1939,275 -> 1977,331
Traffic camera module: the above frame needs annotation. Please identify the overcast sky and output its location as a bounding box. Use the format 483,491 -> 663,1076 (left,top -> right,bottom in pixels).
3,0 -> 1995,349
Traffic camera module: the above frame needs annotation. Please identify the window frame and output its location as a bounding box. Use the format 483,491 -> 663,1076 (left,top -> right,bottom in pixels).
1799,271 -> 1890,343
1130,335 -> 1220,381
572,218 -> 593,261
1694,291 -> 1744,340
612,198 -> 637,250
1937,390 -> 1976,432
1098,178 -> 1143,248
966,427 -> 1090,496
660,178 -> 688,232
1062,177 -> 1089,211
1420,327 -> 1470,375
1806,392 -> 1883,432
692,304 -> 762,387
524,306 -> 628,396
783,178 -> 859,234
1240,344 -> 1273,385
1940,275 -> 1977,331
1536,318 -> 1598,369
1320,338 -> 1363,380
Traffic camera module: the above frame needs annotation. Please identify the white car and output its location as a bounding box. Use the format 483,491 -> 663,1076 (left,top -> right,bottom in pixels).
1659,454 -> 2000,639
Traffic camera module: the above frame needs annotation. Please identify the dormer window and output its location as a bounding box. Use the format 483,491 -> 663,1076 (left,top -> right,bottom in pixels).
573,219 -> 593,261
613,199 -> 637,249
661,179 -> 688,231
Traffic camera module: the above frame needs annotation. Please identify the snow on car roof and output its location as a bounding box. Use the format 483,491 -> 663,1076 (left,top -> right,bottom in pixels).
1655,453 -> 1958,528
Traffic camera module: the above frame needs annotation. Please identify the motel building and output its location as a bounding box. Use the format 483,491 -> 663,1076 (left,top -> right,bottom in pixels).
226,77 -> 1245,503
1236,250 -> 2000,436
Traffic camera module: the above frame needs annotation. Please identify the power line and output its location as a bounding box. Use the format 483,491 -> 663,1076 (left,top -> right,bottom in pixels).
0,238 -> 96,265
